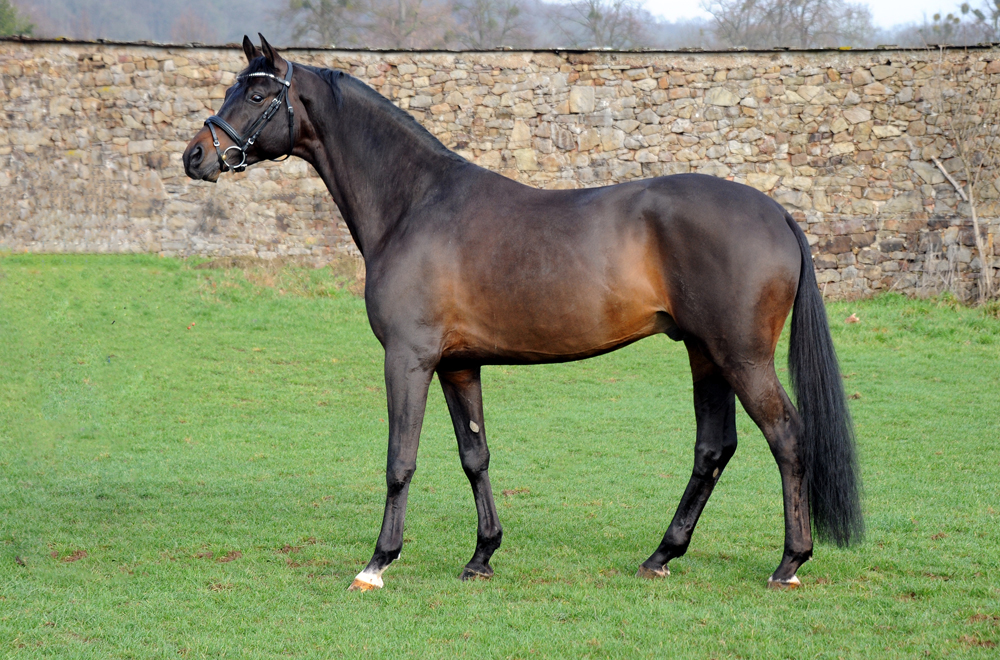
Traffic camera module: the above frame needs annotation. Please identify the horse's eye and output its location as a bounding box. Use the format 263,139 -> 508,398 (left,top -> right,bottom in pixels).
250,93 -> 264,104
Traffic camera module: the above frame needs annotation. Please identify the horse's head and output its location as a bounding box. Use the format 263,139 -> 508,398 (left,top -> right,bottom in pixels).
183,34 -> 300,182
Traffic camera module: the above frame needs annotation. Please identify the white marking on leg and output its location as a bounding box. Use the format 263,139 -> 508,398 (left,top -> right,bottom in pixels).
469,420 -> 480,433
353,570 -> 384,589
712,468 -> 719,478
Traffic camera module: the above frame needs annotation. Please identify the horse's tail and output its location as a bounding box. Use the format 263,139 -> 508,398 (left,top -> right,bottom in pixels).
784,212 -> 864,547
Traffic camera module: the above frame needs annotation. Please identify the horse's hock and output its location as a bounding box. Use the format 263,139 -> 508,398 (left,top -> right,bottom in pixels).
1,37 -> 998,300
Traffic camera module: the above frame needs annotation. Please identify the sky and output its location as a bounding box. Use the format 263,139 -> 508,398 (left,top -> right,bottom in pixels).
644,0 -> 972,28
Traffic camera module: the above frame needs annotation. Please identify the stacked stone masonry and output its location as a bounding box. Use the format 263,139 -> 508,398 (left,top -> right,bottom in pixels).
2,38 -> 999,299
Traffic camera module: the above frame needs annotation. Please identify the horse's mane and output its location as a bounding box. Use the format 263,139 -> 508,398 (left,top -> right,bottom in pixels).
241,57 -> 465,164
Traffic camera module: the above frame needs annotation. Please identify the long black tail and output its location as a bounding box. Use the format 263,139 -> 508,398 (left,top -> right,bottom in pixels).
784,213 -> 864,547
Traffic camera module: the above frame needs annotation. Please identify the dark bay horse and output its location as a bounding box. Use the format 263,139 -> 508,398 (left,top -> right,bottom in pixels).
183,35 -> 862,591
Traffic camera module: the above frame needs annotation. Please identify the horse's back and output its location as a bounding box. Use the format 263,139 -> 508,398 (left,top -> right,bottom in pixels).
497,171 -> 804,330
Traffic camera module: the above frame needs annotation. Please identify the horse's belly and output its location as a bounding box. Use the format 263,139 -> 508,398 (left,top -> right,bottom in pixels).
444,293 -> 669,364
437,221 -> 673,363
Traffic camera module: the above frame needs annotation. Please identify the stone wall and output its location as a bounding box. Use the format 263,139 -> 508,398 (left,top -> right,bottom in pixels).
1,38 -> 999,299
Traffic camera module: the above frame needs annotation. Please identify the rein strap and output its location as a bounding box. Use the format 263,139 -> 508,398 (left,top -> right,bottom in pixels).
204,61 -> 295,173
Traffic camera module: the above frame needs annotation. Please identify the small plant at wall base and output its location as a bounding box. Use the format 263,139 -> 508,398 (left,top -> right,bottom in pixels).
929,50 -> 1000,303
0,0 -> 33,37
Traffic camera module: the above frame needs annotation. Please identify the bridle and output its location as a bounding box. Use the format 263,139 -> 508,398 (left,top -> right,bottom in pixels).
204,61 -> 295,173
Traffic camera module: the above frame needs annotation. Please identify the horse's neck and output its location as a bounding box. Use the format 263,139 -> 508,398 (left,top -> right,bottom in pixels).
305,83 -> 460,258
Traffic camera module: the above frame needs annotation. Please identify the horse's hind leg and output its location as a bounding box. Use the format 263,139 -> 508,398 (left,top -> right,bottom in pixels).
638,341 -> 737,578
728,365 -> 812,588
438,367 -> 503,580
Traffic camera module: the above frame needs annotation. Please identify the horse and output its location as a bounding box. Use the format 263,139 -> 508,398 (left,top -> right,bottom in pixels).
183,35 -> 863,591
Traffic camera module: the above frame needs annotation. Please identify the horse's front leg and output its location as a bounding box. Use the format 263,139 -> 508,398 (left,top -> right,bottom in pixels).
438,366 -> 503,580
349,349 -> 435,591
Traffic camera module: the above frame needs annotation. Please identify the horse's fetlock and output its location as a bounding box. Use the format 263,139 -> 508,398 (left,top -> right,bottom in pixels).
662,530 -> 690,554
784,545 -> 813,564
477,528 -> 503,553
370,547 -> 402,570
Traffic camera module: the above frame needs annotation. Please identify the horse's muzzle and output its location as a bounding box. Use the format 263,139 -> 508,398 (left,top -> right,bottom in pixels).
183,130 -> 221,182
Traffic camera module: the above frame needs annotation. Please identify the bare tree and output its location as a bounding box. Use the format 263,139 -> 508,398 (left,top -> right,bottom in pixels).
274,0 -> 719,48
703,0 -> 762,47
959,1 -> 1000,41
280,0 -> 450,47
702,0 -> 874,48
903,2 -> 1000,46
928,52 -> 999,301
917,11 -> 968,44
365,0 -> 449,47
550,0 -> 648,48
826,1 -> 873,45
170,8 -> 219,43
451,0 -> 530,48
280,0 -> 367,46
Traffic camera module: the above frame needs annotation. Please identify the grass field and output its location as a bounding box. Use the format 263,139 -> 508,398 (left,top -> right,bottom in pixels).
1,254 -> 999,659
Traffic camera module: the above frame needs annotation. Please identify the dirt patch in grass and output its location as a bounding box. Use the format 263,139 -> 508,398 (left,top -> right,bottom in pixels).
502,487 -> 530,497
959,634 -> 997,648
217,550 -> 242,563
53,550 -> 87,563
969,614 -> 1000,624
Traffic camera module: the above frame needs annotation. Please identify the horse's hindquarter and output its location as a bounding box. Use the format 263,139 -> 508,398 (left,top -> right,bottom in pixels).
643,174 -> 803,362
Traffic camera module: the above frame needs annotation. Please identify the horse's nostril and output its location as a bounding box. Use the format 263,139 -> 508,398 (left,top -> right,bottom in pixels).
190,144 -> 203,167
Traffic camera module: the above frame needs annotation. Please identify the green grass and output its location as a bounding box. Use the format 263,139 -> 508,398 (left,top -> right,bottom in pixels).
1,254 -> 998,658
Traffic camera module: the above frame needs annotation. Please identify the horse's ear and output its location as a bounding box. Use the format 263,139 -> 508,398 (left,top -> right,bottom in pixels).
241,35 -> 259,63
258,33 -> 285,70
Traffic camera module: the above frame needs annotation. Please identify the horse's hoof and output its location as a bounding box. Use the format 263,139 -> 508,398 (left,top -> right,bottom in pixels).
348,571 -> 383,591
766,575 -> 801,590
636,564 -> 669,579
459,565 -> 494,581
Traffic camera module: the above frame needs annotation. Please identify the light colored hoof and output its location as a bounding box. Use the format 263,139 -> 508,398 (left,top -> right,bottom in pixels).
347,571 -> 383,591
767,575 -> 801,590
636,564 -> 670,579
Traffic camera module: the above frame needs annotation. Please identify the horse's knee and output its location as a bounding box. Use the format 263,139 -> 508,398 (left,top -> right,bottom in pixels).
386,464 -> 416,492
693,444 -> 724,471
692,437 -> 737,475
460,449 -> 490,477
